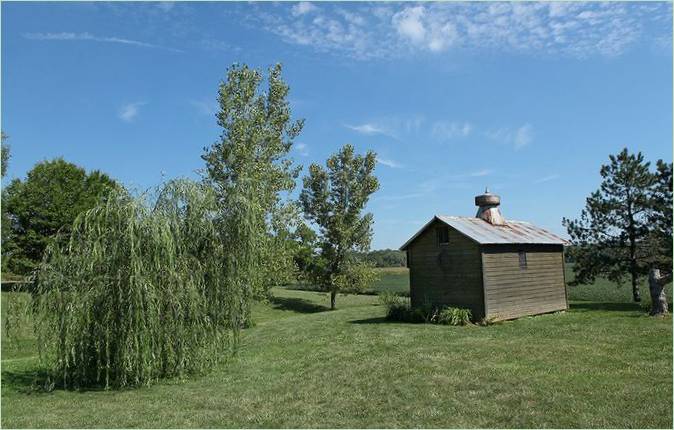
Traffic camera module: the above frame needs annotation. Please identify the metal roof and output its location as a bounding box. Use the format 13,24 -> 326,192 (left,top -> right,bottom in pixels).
399,215 -> 569,250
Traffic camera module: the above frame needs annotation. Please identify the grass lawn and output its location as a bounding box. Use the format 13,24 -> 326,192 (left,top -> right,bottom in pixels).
2,274 -> 672,428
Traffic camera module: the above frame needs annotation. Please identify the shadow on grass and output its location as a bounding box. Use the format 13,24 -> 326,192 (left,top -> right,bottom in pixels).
269,296 -> 330,314
350,317 -> 397,324
1,368 -> 59,394
570,302 -> 642,312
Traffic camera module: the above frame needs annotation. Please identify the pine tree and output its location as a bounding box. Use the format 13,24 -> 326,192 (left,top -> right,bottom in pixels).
563,148 -> 656,302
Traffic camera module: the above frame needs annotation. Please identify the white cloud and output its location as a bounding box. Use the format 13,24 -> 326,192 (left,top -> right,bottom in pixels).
156,2 -> 175,13
345,123 -> 389,136
486,124 -> 534,150
432,121 -> 472,140
246,2 -> 670,60
295,142 -> 309,156
118,102 -> 146,122
23,32 -> 183,53
514,124 -> 534,150
190,100 -> 218,116
469,169 -> 491,177
534,174 -> 560,183
393,6 -> 427,43
376,157 -> 402,168
292,2 -> 317,17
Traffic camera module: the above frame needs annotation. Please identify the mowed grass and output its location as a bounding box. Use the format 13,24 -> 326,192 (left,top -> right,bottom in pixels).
2,273 -> 672,428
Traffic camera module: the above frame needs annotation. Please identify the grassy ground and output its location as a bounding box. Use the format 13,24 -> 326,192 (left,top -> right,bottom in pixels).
2,274 -> 672,428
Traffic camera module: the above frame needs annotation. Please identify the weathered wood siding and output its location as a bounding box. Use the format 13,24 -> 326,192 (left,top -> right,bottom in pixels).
407,219 -> 485,318
481,244 -> 567,321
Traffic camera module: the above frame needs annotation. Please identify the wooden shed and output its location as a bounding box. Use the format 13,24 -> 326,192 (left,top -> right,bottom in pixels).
400,190 -> 569,321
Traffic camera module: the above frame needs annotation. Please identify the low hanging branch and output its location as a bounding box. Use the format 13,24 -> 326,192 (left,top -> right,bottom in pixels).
33,180 -> 245,389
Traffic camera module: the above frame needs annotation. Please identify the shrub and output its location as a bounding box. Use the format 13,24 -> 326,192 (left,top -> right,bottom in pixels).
379,291 -> 411,321
433,307 -> 473,326
32,180 -> 246,389
380,293 -> 473,326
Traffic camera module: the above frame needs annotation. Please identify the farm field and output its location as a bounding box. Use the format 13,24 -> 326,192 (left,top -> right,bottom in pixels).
292,266 -> 674,304
2,275 -> 672,428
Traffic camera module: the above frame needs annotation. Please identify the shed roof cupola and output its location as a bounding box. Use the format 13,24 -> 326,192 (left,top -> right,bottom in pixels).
475,188 -> 505,226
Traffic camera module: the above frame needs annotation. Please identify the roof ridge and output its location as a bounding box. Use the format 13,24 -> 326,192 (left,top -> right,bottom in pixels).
400,214 -> 569,249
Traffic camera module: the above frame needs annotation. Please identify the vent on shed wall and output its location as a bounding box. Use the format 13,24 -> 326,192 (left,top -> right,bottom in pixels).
475,188 -> 505,225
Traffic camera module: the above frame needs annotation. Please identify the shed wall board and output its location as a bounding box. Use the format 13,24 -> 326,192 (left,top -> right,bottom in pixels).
407,219 -> 485,318
481,246 -> 567,320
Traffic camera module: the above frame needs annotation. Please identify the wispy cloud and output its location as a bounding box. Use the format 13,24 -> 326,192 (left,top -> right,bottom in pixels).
345,116 -> 424,139
431,121 -> 473,141
118,102 -> 146,122
469,169 -> 491,177
23,32 -> 183,53
295,142 -> 309,156
514,124 -> 533,150
486,124 -> 534,150
534,174 -> 560,183
376,157 -> 402,168
246,2 -> 671,60
189,99 -> 218,116
155,2 -> 175,13
345,123 -> 390,136
292,2 -> 317,17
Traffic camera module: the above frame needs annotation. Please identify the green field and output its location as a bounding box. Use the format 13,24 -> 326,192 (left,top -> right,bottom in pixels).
335,266 -> 674,305
2,272 -> 672,428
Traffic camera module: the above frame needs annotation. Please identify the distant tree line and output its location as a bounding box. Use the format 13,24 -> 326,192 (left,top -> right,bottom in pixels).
351,249 -> 407,267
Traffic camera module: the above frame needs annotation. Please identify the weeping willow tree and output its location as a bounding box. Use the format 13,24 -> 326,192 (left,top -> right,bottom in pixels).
203,63 -> 303,324
32,180 -> 244,389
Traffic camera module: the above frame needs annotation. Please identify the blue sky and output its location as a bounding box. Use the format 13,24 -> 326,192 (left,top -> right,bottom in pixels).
2,1 -> 672,249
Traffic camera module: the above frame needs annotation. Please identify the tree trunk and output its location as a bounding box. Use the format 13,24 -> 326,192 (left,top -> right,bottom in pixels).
627,201 -> 641,303
649,268 -> 671,316
330,290 -> 336,310
631,271 -> 641,303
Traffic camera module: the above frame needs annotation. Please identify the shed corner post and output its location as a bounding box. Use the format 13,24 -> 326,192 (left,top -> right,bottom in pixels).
480,247 -> 489,320
562,246 -> 569,311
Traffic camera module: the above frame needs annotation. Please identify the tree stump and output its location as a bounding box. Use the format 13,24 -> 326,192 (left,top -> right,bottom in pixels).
648,268 -> 672,316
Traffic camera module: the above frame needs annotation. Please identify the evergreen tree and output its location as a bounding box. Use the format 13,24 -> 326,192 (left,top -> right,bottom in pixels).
563,149 -> 656,302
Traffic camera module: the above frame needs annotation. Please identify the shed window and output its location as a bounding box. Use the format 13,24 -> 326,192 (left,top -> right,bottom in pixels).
437,226 -> 449,245
519,251 -> 527,269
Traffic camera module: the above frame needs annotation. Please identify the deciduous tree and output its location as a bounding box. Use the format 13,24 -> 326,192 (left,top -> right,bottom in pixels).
300,144 -> 379,309
202,63 -> 302,322
3,158 -> 117,274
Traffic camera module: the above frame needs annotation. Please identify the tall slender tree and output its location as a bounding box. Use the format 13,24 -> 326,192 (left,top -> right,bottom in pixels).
300,144 -> 379,310
1,132 -> 9,178
563,149 -> 655,302
1,132 -> 11,275
202,63 -> 302,322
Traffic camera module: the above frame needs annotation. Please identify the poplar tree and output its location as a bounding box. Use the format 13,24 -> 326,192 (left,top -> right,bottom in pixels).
202,63 -> 302,322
